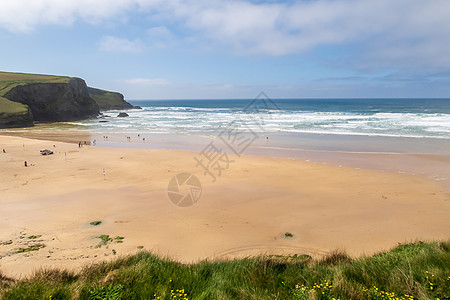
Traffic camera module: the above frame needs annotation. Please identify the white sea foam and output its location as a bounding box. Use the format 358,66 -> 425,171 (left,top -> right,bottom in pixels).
84,103 -> 450,140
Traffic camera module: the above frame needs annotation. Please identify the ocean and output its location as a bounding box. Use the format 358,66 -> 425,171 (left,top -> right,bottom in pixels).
72,98 -> 450,140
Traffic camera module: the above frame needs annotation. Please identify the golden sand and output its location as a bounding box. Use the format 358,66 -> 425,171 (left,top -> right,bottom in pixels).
0,135 -> 449,278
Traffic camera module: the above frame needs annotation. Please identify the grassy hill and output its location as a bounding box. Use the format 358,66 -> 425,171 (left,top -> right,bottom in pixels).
0,97 -> 29,118
0,241 -> 449,299
0,72 -> 71,121
88,87 -> 133,110
0,72 -> 70,96
0,71 -> 132,128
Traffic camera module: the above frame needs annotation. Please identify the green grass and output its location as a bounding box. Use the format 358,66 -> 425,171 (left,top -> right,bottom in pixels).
95,235 -> 126,248
15,244 -> 46,254
0,97 -> 29,117
87,87 -> 127,110
90,221 -> 102,226
0,71 -> 70,96
96,235 -> 113,247
0,71 -> 71,118
0,241 -> 449,299
27,235 -> 42,240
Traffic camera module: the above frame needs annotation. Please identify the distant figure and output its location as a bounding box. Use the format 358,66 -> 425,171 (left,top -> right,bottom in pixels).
78,142 -> 82,148
138,134 -> 140,137
53,145 -> 56,148
24,161 -> 27,167
2,149 -> 5,153
143,138 -> 146,141
93,140 -> 96,146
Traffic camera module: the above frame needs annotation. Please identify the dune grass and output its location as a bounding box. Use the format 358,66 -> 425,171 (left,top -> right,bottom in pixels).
0,240 -> 449,299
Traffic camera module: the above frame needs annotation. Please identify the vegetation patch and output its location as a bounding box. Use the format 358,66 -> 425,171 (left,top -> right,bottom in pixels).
89,283 -> 123,300
96,235 -> 113,248
114,237 -> 125,244
15,244 -> 46,254
90,221 -> 102,226
27,235 -> 42,240
95,235 -> 125,248
0,241 -> 449,299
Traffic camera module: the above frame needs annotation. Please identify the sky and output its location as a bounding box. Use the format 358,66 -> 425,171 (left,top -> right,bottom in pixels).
1,0 -> 450,100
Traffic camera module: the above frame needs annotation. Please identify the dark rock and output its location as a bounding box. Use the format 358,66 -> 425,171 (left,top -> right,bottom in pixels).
133,106 -> 142,109
117,112 -> 129,117
4,78 -> 99,122
99,120 -> 109,123
0,107 -> 33,128
0,72 -> 133,128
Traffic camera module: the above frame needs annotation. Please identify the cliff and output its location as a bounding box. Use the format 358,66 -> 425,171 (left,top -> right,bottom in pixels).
4,78 -> 99,122
87,87 -> 133,110
0,72 -> 133,128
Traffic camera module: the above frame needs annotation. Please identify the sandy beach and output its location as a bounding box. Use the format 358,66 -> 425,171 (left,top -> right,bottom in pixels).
0,134 -> 449,278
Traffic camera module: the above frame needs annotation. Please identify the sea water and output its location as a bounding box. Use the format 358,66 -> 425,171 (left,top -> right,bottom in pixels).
79,98 -> 450,141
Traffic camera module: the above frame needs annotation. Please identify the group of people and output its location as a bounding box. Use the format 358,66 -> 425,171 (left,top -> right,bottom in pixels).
126,134 -> 146,142
78,141 -> 90,147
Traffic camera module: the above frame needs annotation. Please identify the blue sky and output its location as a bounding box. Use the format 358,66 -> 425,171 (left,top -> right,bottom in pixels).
1,0 -> 450,100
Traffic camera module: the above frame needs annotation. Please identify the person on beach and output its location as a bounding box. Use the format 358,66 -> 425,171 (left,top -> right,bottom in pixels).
2,149 -> 5,153
24,161 -> 27,167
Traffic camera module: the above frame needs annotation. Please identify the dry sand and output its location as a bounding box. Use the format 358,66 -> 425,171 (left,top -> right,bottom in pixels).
0,135 -> 449,278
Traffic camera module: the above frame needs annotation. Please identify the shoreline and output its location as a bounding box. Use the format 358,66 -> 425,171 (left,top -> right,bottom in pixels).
2,129 -> 449,192
1,133 -> 450,278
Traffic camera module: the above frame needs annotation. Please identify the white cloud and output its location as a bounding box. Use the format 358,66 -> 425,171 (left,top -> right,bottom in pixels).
147,26 -> 175,48
125,78 -> 169,85
177,0 -> 450,70
0,0 -> 140,32
99,36 -> 143,52
1,0 -> 450,70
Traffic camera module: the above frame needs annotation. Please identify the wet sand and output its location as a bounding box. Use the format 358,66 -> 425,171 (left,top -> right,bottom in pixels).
0,134 -> 449,278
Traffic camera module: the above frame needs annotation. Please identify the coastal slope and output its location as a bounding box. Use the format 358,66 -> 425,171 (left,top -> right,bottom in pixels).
0,71 -> 133,128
